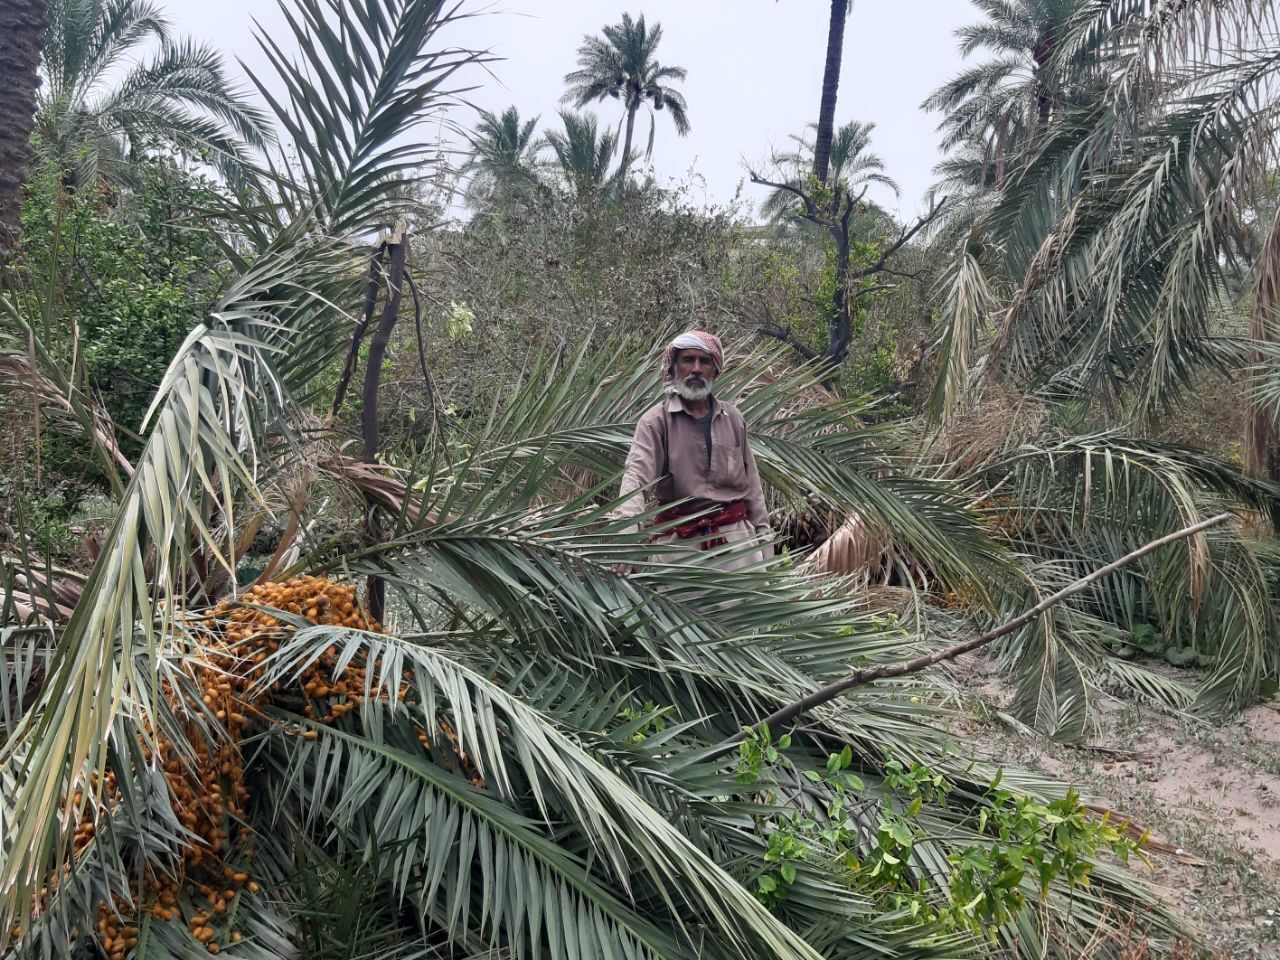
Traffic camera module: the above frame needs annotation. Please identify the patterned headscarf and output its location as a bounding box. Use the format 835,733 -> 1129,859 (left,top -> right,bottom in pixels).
661,330 -> 724,383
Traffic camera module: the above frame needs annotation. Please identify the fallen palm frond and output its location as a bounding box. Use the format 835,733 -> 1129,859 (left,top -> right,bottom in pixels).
1,562 -> 84,623
968,435 -> 1280,722
802,510 -> 891,583
0,345 -> 132,482
724,512 -> 1230,751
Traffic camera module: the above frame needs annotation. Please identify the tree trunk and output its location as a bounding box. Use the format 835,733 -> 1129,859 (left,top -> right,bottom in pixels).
330,246 -> 386,421
1032,28 -> 1055,135
812,0 -> 847,185
822,204 -> 854,372
621,98 -> 638,173
360,224 -> 407,623
1246,205 -> 1280,480
0,0 -> 48,253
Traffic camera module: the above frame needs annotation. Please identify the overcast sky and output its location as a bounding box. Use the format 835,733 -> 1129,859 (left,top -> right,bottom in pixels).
168,0 -> 975,219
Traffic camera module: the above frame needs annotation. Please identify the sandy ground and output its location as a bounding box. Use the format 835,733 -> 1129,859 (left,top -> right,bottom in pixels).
953,659 -> 1280,958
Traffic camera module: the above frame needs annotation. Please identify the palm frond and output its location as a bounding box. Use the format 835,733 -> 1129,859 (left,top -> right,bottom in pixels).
0,0 -> 476,937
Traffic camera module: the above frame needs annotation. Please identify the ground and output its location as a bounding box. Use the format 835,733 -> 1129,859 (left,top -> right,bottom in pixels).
954,657 -> 1280,958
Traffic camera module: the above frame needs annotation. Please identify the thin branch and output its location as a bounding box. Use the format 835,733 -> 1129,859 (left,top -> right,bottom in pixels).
329,244 -> 385,422
851,196 -> 947,282
746,171 -> 829,226
758,325 -> 821,362
405,266 -> 449,462
714,512 -> 1233,757
875,266 -> 927,281
851,282 -> 896,299
741,303 -> 820,361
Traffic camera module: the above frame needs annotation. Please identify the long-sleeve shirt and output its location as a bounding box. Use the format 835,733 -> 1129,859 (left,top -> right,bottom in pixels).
617,395 -> 770,535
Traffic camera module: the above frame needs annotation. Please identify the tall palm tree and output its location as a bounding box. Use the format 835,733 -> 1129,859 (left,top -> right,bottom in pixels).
37,0 -> 271,187
544,109 -> 620,199
761,120 -> 899,227
812,0 -> 851,184
0,0 -> 47,250
562,13 -> 689,173
460,105 -> 542,208
923,0 -> 1086,188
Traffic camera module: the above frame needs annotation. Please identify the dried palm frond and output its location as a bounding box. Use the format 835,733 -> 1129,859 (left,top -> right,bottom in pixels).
0,350 -> 132,477
803,510 -> 890,584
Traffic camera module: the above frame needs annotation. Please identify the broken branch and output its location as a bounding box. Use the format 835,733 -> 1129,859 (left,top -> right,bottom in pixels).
717,512 -> 1233,755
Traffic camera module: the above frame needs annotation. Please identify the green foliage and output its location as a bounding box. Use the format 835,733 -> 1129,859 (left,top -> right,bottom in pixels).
406,177 -> 756,420
737,726 -> 1143,942
16,156 -> 226,468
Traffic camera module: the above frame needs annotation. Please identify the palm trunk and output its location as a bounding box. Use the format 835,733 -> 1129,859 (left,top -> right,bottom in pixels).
0,0 -> 48,253
621,101 -> 638,172
1246,206 -> 1280,480
812,0 -> 847,185
1032,29 -> 1055,136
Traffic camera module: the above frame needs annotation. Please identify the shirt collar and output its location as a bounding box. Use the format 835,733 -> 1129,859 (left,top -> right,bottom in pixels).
665,393 -> 721,417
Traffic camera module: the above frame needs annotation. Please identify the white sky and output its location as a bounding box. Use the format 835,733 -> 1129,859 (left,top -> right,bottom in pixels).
166,0 -> 975,219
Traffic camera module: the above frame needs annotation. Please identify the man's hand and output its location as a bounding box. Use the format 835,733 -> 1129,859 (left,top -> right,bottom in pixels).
611,562 -> 634,577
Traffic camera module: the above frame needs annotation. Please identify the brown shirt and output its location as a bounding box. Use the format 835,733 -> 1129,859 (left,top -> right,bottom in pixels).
617,394 -> 770,533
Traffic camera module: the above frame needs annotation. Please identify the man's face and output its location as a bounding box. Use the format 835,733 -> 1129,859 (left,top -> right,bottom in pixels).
674,349 -> 717,392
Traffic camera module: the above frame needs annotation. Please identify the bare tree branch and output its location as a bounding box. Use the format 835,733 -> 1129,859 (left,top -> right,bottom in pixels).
741,303 -> 821,361
851,196 -> 947,282
851,282 -> 897,299
713,511 -> 1233,758
758,324 -> 821,361
747,171 -> 829,226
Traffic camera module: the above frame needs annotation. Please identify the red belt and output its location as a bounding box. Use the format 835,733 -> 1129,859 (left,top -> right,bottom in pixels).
651,500 -> 748,550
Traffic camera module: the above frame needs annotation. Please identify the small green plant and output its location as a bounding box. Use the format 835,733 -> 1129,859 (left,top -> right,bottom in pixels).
443,300 -> 475,340
737,726 -> 1145,935
614,700 -> 670,744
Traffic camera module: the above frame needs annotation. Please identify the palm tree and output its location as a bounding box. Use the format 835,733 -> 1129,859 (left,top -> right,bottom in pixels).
544,109 -> 620,199
460,105 -> 542,209
812,0 -> 851,184
0,0 -> 47,250
761,120 -> 899,227
0,0 -> 1216,954
926,0 -> 1270,414
36,0 -> 271,187
923,0 -> 1086,189
563,13 -> 689,173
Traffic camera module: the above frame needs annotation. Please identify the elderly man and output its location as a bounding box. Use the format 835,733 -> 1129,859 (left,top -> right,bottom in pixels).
616,331 -> 772,569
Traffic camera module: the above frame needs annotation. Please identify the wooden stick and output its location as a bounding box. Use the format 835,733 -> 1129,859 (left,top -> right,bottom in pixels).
717,512 -> 1233,755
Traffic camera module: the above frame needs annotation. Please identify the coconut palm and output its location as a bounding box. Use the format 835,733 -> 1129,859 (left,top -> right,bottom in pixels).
544,109 -> 621,199
562,12 -> 689,173
0,0 -> 48,250
36,0 -> 271,187
459,105 -> 542,209
760,120 -> 899,227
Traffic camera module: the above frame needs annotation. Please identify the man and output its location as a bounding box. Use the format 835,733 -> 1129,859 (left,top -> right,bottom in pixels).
616,330 -> 772,570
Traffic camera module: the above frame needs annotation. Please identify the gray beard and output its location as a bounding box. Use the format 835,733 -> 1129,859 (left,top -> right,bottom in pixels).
672,379 -> 711,402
